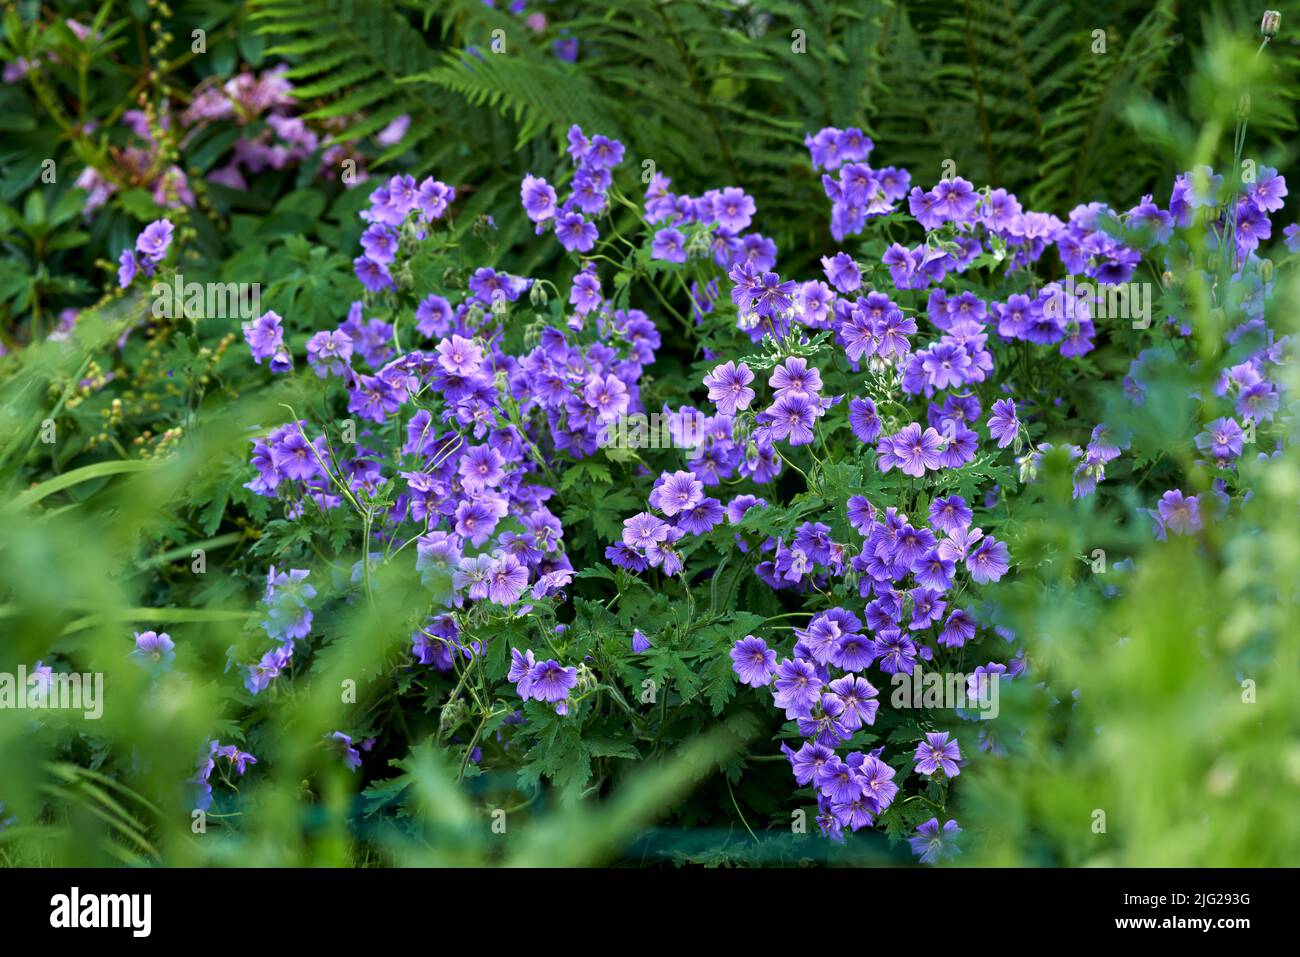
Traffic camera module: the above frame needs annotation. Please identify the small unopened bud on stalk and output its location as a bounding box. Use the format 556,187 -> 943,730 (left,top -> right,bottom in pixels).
1261,10 -> 1280,38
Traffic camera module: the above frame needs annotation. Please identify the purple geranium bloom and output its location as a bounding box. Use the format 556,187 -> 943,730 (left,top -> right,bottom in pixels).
859,755 -> 899,811
703,361 -> 756,415
846,495 -> 877,534
731,635 -> 778,687
214,743 -> 259,775
820,251 -> 862,292
360,223 -> 398,264
1194,417 -> 1245,462
244,644 -> 292,695
130,630 -> 175,671
772,657 -> 822,717
938,609 -> 977,647
136,219 -> 174,262
353,255 -> 395,292
769,357 -> 823,398
508,647 -> 537,697
848,397 -> 881,443
117,249 -> 137,288
987,398 -> 1018,448
766,394 -> 818,445
823,675 -> 879,730
455,498 -> 501,547
1157,489 -> 1202,535
327,732 -> 363,771
459,444 -> 506,492
521,173 -> 558,223
874,630 -> 917,675
242,310 -> 285,365
436,334 -> 483,376
651,227 -> 687,263
929,495 -> 971,533
751,271 -> 797,318
555,212 -> 598,252
787,740 -> 834,785
713,187 -> 756,232
623,511 -> 670,548
631,629 -> 652,654
914,731 -> 962,777
816,756 -> 863,804
965,536 -> 1010,583
892,423 -> 944,477
415,294 -> 453,338
584,372 -> 630,421
487,554 -> 531,605
569,270 -> 602,314
270,429 -> 321,481
306,330 -> 353,378
677,497 -> 724,535
528,659 -> 578,702
649,470 -> 703,517
909,818 -> 961,864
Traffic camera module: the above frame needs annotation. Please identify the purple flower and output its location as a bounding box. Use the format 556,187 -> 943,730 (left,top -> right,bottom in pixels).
555,212 -> 597,252
455,498 -> 502,547
569,270 -> 602,314
651,228 -> 687,263
415,295 -> 453,338
488,554 -> 531,604
914,731 -> 961,777
823,675 -> 879,730
766,394 -> 818,445
459,444 -> 506,492
623,511 -> 670,549
769,357 -> 822,398
213,743 -> 259,775
703,361 -> 756,416
243,310 -> 285,366
353,255 -> 395,292
528,659 -> 578,702
584,373 -> 630,421
909,818 -> 961,864
713,187 -> 756,232
306,330 -> 352,377
327,732 -> 363,771
130,630 -> 175,671
848,397 -> 881,443
891,423 -> 944,478
521,173 -> 558,223
987,398 -> 1018,448
631,629 -> 652,654
436,334 -> 483,376
929,495 -> 971,533
730,635 -> 777,687
509,648 -> 537,697
360,224 -> 398,264
1157,489 -> 1202,535
820,251 -> 861,292
245,644 -> 292,695
965,537 -> 1010,583
1195,416 -> 1245,462
117,249 -> 137,288
772,658 -> 822,717
649,470 -> 703,517
135,219 -> 174,263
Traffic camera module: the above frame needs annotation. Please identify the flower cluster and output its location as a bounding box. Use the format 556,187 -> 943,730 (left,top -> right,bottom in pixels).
523,125 -> 625,252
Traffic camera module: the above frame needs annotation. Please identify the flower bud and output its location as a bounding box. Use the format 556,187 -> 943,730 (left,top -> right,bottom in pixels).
1261,10 -> 1280,37
529,281 -> 548,307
